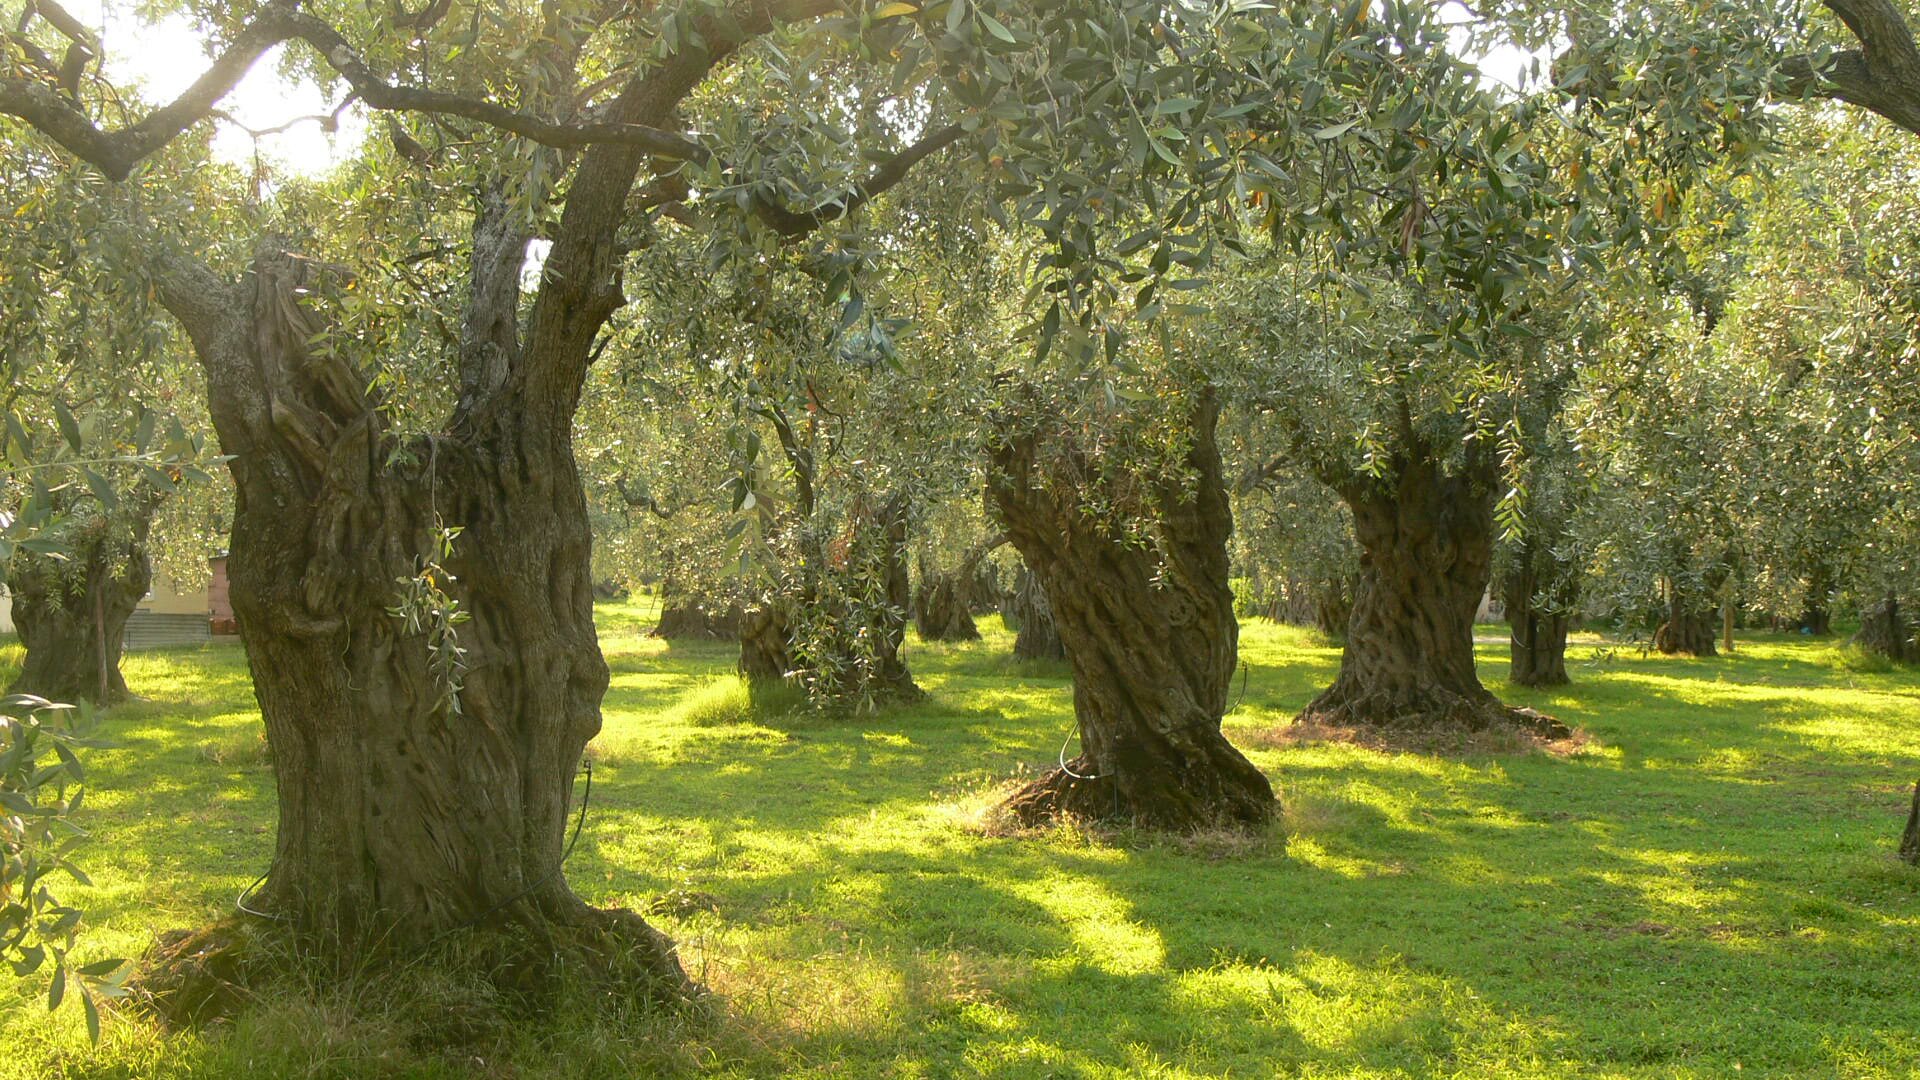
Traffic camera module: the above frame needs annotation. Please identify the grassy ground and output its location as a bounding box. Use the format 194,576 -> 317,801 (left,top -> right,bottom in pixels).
2,607 -> 1917,1078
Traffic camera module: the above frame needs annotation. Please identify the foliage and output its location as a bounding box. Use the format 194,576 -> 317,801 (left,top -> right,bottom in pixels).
0,695 -> 128,1043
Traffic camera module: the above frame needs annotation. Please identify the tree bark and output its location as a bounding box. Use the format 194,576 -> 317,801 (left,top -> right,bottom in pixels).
651,593 -> 742,640
1856,594 -> 1917,662
1301,452 -> 1564,735
6,492 -> 161,705
1654,590 -> 1719,657
137,217 -> 689,996
742,493 -> 920,702
1002,566 -> 1067,661
1503,541 -> 1571,689
915,533 -> 1005,642
987,392 -> 1275,831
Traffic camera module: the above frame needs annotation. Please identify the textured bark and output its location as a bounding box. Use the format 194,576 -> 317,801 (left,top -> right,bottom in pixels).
6,493 -> 161,705
1301,453 -> 1563,736
151,250 -> 679,986
651,596 -> 743,640
987,392 -> 1275,831
915,566 -> 980,641
1503,545 -> 1571,689
1002,567 -> 1067,661
1312,576 -> 1354,639
1654,592 -> 1719,657
1856,594 -> 1918,662
915,534 -> 1005,642
738,602 -> 795,682
861,492 -> 921,698
1901,780 -> 1920,865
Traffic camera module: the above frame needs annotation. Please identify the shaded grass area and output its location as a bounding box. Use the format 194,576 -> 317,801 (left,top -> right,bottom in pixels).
2,611 -> 1917,1077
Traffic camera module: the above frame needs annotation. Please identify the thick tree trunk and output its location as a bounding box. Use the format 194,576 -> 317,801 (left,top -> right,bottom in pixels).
156,249 -> 686,987
738,601 -> 794,682
1503,550 -> 1571,689
1002,567 -> 1067,661
1856,594 -> 1917,662
1654,592 -> 1718,657
987,392 -> 1275,831
7,494 -> 161,705
915,567 -> 980,641
1300,454 -> 1563,735
1312,576 -> 1353,639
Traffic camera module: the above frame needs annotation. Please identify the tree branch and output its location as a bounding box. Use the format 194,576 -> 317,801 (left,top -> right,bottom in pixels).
1778,0 -> 1920,136
752,123 -> 969,237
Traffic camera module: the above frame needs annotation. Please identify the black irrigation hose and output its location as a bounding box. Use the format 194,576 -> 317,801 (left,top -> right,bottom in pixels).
235,759 -> 596,949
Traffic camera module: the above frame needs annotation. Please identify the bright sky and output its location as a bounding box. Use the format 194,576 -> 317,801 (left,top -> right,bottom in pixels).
90,4 -> 1546,181
96,5 -> 366,175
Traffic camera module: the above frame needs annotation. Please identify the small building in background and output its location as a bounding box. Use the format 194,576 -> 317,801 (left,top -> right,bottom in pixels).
122,555 -> 239,650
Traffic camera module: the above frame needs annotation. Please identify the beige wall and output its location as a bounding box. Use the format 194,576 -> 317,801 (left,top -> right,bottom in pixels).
141,574 -> 209,616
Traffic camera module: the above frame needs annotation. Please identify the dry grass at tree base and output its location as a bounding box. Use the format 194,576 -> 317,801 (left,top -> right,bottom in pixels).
1,610 -> 1918,1078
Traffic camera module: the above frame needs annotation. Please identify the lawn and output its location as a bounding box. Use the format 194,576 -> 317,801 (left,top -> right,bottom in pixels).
2,607 -> 1917,1078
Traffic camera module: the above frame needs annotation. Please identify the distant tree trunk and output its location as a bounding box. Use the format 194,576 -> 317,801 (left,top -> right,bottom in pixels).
1901,781 -> 1919,866
738,602 -> 794,681
1855,594 -> 1917,662
987,391 -> 1275,831
1312,575 -> 1353,639
1504,556 -> 1570,688
1002,567 -> 1067,661
743,493 -> 920,702
1798,566 -> 1834,636
860,492 -> 921,699
1722,593 -> 1737,655
1300,451 -> 1563,736
1654,588 -> 1719,657
915,534 -> 1006,642
652,591 -> 742,640
7,492 -> 161,705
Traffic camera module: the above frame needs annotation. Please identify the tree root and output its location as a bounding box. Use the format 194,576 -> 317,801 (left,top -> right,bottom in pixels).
131,902 -> 698,1031
997,754 -> 1277,834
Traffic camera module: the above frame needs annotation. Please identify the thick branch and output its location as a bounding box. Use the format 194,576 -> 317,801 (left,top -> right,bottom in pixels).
1778,1 -> 1920,136
752,123 -> 968,237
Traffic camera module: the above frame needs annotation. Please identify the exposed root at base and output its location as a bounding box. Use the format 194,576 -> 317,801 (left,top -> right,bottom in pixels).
994,759 -> 1277,835
131,904 -> 701,1031
1262,704 -> 1585,757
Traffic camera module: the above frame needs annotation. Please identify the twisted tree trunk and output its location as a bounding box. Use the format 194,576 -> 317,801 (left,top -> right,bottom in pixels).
915,534 -> 1005,643
1654,589 -> 1718,657
987,392 -> 1274,831
6,491 -> 162,705
1300,453 -> 1564,735
142,248 -> 687,987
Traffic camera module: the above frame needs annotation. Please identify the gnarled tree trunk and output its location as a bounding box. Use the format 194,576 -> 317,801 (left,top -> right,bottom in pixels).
652,591 -> 743,640
1654,589 -> 1718,657
1300,453 -> 1563,735
7,492 -> 161,705
915,533 -> 1005,642
152,248 -> 686,986
1856,594 -> 1917,663
987,392 -> 1274,831
1002,566 -> 1066,661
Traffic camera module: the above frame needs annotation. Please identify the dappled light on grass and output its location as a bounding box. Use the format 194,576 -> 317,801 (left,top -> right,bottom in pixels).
0,607 -> 1916,1076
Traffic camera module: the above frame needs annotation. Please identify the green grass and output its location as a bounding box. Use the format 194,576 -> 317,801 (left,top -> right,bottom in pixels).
3,609 -> 1918,1078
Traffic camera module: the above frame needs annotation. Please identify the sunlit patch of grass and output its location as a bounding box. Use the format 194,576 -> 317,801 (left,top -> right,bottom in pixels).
4,617 -> 1920,1077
